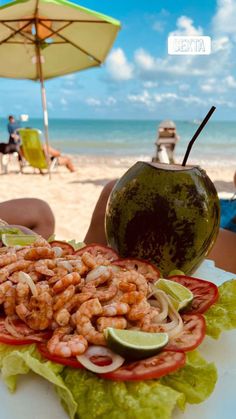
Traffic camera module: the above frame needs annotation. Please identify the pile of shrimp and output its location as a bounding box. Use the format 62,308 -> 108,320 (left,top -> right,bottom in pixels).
0,237 -> 183,358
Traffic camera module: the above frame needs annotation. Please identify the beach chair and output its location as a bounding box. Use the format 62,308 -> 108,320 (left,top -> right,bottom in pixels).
18,128 -> 57,174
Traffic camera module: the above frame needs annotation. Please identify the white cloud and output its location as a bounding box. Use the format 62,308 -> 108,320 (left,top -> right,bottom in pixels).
86,97 -> 101,106
105,96 -> 117,105
106,48 -> 134,81
60,98 -> 67,106
179,83 -> 190,91
169,16 -> 203,37
127,90 -> 152,106
143,81 -> 158,88
152,21 -> 165,32
135,49 -> 156,71
224,75 -> 236,87
213,0 -> 236,39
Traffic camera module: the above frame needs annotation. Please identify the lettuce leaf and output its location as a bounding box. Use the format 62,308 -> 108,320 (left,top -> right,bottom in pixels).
59,350 -> 216,419
59,368 -> 185,419
204,279 -> 236,338
161,351 -> 217,404
0,343 -> 77,419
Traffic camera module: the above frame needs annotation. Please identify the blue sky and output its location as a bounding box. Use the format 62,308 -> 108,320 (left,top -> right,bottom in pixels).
0,0 -> 236,120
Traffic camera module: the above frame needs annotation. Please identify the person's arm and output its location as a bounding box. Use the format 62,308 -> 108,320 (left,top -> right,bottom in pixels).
208,228 -> 236,274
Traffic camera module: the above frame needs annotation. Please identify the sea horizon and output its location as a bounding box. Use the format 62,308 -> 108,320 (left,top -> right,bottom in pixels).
0,118 -> 235,164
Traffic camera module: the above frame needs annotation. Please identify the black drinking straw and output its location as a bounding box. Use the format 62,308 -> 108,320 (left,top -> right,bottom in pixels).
182,106 -> 216,166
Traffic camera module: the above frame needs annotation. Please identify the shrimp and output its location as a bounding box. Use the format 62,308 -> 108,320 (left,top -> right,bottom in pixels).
64,292 -> 93,312
138,307 -> 161,331
97,316 -> 127,332
0,260 -> 32,282
84,265 -> 112,287
0,252 -> 17,268
53,284 -> 75,311
53,272 -> 81,293
76,298 -> 105,345
47,327 -> 88,357
82,282 -> 118,303
4,285 -> 16,316
48,267 -> 68,284
16,282 -> 30,305
16,291 -> 53,330
54,308 -> 71,326
118,281 -> 136,292
81,252 -> 97,269
34,259 -> 57,276
102,302 -> 130,316
115,270 -> 148,296
24,247 -> 56,261
0,281 -> 12,303
33,237 -> 51,248
120,291 -> 145,305
127,298 -> 151,322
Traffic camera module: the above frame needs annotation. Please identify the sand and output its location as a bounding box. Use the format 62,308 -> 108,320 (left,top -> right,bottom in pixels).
0,154 -> 235,241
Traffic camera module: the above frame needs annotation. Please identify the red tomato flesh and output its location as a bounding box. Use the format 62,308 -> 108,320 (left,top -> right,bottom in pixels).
0,319 -> 51,345
166,314 -> 206,352
168,275 -> 219,313
74,244 -> 118,261
100,351 -> 186,381
112,258 -> 160,282
37,343 -> 84,368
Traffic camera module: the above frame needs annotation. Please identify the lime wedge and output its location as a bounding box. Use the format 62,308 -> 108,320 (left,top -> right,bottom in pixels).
104,328 -> 169,360
168,269 -> 185,277
1,234 -> 37,247
154,278 -> 193,311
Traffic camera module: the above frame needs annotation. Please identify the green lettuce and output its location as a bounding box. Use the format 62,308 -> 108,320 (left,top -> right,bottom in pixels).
204,279 -> 236,338
60,368 -> 185,419
0,343 -> 77,419
59,351 -> 216,419
161,351 -> 217,404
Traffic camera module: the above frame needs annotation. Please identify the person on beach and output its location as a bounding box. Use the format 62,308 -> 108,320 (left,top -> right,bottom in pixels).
43,144 -> 76,173
84,179 -> 236,274
7,115 -> 21,145
0,198 -> 55,239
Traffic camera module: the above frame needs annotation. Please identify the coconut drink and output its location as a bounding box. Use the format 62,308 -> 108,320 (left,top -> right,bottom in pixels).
105,161 -> 220,276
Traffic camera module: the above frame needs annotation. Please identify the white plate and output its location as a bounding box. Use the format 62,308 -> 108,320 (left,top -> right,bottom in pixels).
0,260 -> 235,419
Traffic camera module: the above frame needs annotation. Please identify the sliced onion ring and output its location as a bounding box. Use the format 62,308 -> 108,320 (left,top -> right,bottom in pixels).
4,317 -> 25,338
77,345 -> 124,374
18,271 -> 38,296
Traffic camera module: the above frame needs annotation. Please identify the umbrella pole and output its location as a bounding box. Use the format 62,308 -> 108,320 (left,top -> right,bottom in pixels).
36,43 -> 51,179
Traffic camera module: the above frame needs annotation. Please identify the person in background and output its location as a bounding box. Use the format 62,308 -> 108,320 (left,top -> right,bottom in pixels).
0,198 -> 55,239
84,179 -> 236,274
7,115 -> 21,145
43,144 -> 76,173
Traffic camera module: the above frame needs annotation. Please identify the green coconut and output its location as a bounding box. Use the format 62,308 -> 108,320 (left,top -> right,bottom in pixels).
105,162 -> 220,276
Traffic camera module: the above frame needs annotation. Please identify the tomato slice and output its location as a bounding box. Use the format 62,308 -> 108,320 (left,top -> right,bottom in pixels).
37,343 -> 84,368
50,241 -> 74,256
74,244 -> 118,262
166,314 -> 206,352
168,275 -> 219,313
111,258 -> 160,282
0,319 -> 52,345
37,344 -> 111,368
100,351 -> 186,381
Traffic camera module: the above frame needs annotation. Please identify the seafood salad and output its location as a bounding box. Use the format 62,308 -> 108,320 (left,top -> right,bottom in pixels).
0,236 -> 235,419
0,236 -> 218,375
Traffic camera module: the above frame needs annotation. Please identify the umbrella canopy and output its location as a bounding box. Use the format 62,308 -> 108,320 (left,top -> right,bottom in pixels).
0,0 -> 120,173
0,0 -> 120,79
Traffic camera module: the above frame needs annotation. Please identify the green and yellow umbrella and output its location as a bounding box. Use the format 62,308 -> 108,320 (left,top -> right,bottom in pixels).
0,0 -> 120,159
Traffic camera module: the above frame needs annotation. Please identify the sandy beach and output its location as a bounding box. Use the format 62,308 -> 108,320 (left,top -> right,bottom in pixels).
0,155 -> 235,241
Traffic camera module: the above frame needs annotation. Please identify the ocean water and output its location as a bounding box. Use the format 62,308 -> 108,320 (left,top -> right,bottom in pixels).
0,119 -> 235,164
